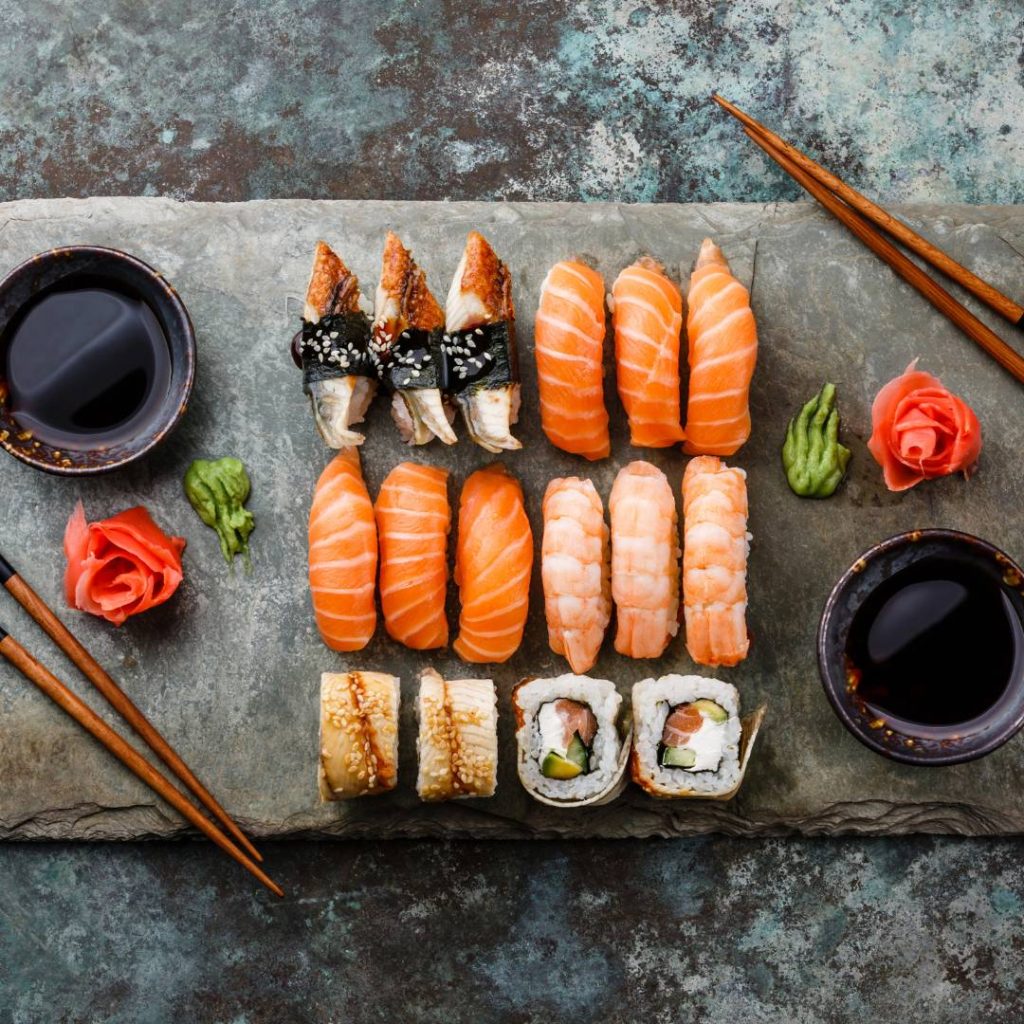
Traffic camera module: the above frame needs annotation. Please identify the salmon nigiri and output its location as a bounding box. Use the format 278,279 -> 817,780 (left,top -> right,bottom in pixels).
683,239 -> 758,456
534,260 -> 610,460
682,455 -> 750,666
453,463 -> 533,664
373,232 -> 457,447
609,461 -> 680,658
542,477 -> 611,674
611,258 -> 686,448
308,449 -> 377,651
444,232 -> 521,453
375,461 -> 451,650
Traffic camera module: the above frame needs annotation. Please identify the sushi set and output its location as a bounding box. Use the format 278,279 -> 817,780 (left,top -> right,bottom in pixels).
3,195 -> 1024,847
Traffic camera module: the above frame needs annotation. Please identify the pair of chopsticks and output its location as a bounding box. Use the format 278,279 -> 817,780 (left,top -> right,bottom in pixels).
712,95 -> 1024,383
0,552 -> 283,898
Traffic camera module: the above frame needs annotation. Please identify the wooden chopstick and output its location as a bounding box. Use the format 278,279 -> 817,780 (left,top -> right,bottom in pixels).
0,625 -> 284,898
737,125 -> 1024,386
713,94 -> 1024,327
0,552 -> 262,864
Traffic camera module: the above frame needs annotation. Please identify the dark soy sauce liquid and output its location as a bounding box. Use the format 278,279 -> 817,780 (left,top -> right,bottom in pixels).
846,556 -> 1024,735
2,280 -> 171,449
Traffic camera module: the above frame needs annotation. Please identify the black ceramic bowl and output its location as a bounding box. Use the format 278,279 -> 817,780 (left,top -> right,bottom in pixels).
818,529 -> 1024,766
0,245 -> 195,475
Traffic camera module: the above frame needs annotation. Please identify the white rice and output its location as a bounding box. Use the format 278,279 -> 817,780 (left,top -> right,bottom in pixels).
631,674 -> 741,797
514,674 -> 625,803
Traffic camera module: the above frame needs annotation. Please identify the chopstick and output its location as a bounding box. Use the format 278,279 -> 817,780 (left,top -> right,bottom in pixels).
731,121 -> 1024,386
0,624 -> 284,897
0,552 -> 263,864
712,94 -> 1024,327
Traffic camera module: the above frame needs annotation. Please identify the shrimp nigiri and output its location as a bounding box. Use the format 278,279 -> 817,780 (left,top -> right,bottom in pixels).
682,455 -> 750,666
609,461 -> 680,659
375,461 -> 451,650
453,463 -> 533,663
534,260 -> 610,460
541,477 -> 611,674
297,241 -> 378,448
683,239 -> 758,456
444,231 -> 521,453
373,232 -> 458,446
611,258 -> 686,449
308,449 -> 377,651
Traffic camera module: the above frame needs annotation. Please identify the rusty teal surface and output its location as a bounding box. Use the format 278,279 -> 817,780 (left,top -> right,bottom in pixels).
1,2 -> 1023,1022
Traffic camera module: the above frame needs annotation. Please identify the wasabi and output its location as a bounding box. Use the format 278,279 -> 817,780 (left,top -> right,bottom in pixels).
782,383 -> 851,498
184,457 -> 255,568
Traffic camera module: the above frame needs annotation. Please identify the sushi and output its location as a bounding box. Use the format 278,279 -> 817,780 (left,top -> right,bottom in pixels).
631,674 -> 762,799
611,258 -> 686,448
512,675 -> 631,807
682,455 -> 750,667
541,477 -> 611,674
297,241 -> 379,448
373,232 -> 458,446
534,260 -> 610,460
308,449 -> 377,652
609,461 -> 680,659
318,671 -> 400,800
416,668 -> 498,800
443,231 -> 522,453
683,239 -> 758,456
453,463 -> 533,664
374,461 -> 450,650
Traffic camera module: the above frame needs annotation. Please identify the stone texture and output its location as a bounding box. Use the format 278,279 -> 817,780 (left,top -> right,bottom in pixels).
2,197 -> 1024,842
2,3 -> 1024,1020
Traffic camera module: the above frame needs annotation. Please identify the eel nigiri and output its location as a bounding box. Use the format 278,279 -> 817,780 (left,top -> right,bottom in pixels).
373,232 -> 458,446
541,477 -> 611,674
453,463 -> 533,664
682,455 -> 750,667
534,260 -> 610,461
611,258 -> 686,449
683,239 -> 758,456
308,449 -> 377,651
609,461 -> 680,659
443,232 -> 522,453
375,461 -> 451,650
297,241 -> 379,448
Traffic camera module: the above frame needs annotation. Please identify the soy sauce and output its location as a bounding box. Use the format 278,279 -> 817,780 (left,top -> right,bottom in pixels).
846,556 -> 1024,735
2,280 -> 171,449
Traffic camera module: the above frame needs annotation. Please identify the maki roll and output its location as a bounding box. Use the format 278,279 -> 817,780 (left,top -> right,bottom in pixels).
513,675 -> 631,807
416,668 -> 498,801
443,231 -> 522,453
373,232 -> 458,446
630,674 -> 764,800
318,671 -> 400,800
296,241 -> 380,448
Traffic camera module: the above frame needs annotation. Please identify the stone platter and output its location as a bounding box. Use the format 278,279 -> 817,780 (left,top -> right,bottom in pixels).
1,197 -> 1023,841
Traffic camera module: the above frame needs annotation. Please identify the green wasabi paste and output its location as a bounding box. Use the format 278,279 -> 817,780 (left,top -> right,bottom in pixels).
782,383 -> 851,498
184,457 -> 255,568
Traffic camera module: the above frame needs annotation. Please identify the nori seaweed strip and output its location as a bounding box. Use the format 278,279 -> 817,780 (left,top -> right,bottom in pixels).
300,312 -> 378,392
386,327 -> 444,392
441,321 -> 518,394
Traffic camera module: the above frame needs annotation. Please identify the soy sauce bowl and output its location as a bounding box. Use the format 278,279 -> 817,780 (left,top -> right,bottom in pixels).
818,529 -> 1024,766
0,245 -> 195,475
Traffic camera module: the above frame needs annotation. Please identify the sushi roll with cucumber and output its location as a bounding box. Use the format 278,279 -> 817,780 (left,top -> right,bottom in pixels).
416,669 -> 498,801
318,671 -> 400,800
513,675 -> 631,807
631,674 -> 763,799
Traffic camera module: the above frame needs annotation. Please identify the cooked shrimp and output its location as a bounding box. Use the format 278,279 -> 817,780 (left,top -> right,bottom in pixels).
681,455 -> 750,666
609,461 -> 680,658
541,477 -> 611,673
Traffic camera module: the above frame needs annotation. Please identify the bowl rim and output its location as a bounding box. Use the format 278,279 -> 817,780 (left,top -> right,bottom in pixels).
0,244 -> 196,476
817,527 -> 1024,767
